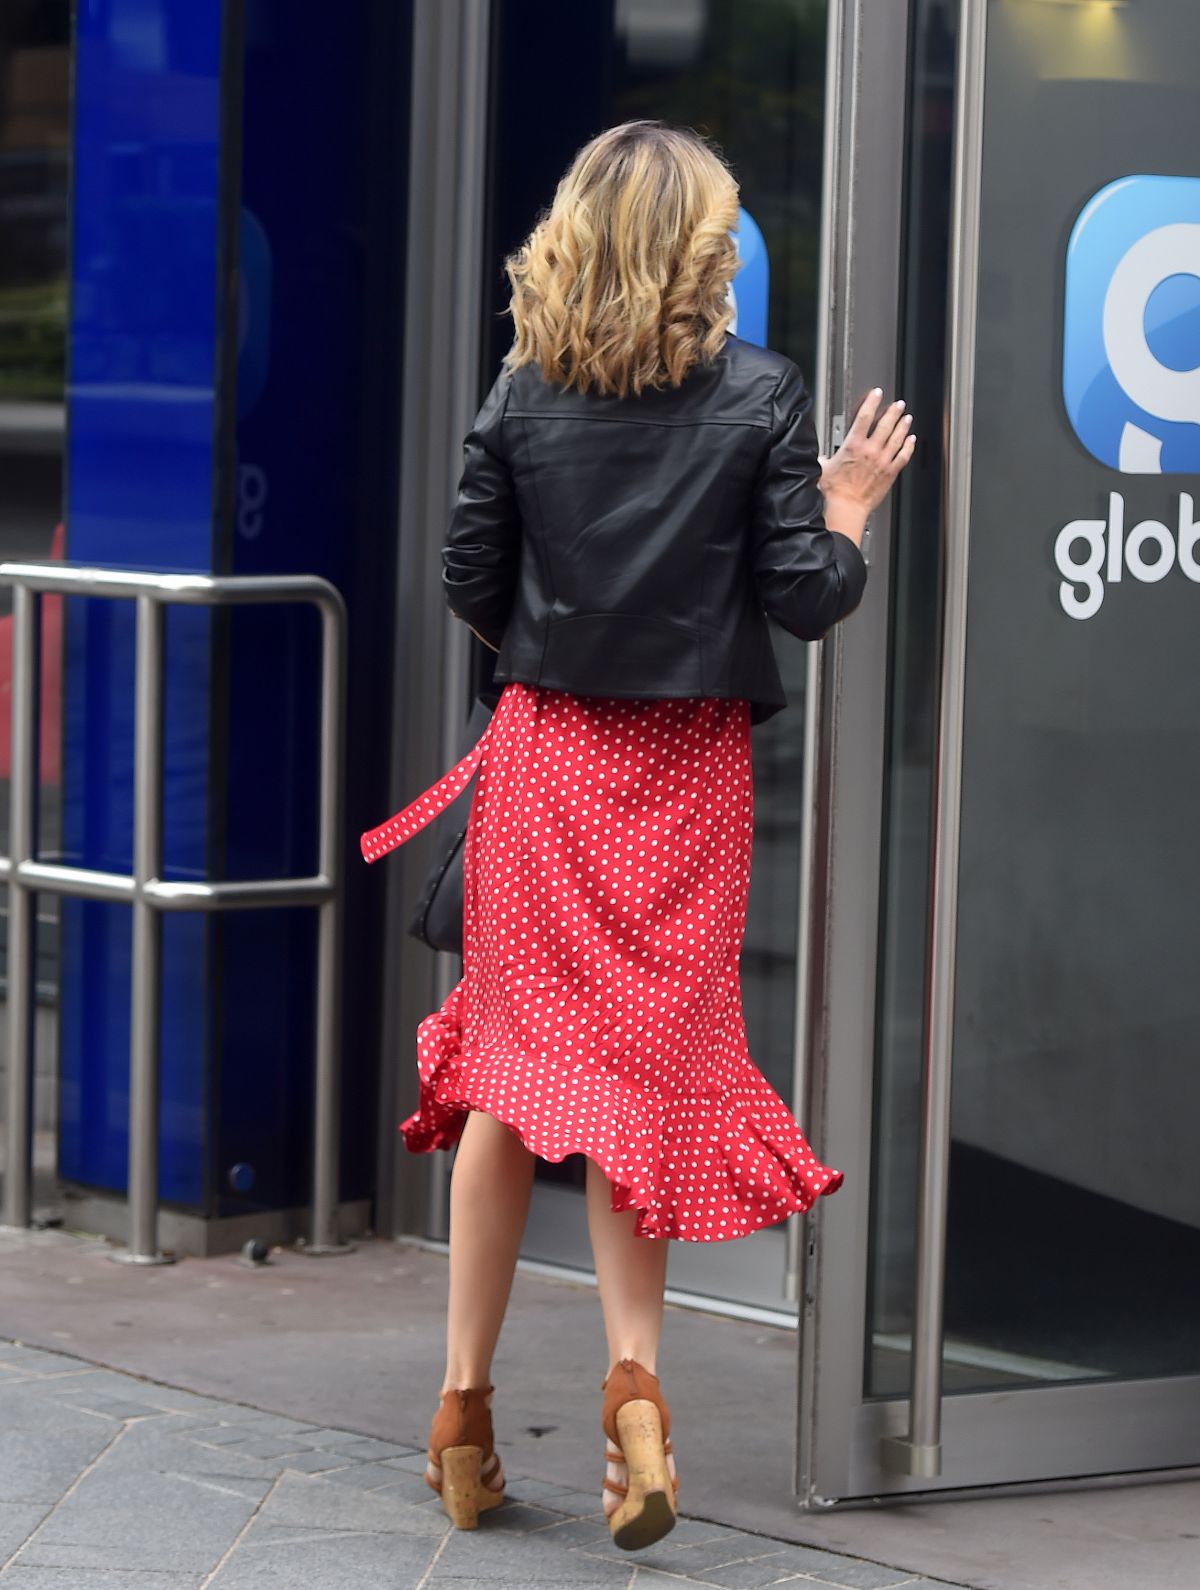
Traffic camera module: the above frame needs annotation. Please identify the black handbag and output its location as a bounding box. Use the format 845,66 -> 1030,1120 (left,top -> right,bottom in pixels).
405,699 -> 494,953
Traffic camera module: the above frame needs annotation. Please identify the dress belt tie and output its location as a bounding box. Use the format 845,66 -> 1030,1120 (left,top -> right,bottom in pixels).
359,710 -> 497,865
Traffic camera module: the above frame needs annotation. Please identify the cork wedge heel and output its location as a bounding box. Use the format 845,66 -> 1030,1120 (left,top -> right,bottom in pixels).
425,1385 -> 506,1529
601,1358 -> 679,1552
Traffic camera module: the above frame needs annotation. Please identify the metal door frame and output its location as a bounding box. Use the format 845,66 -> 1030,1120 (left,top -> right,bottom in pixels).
380,0 -> 493,1243
792,0 -> 911,1508
796,0 -> 1200,1506
438,0 -> 887,1321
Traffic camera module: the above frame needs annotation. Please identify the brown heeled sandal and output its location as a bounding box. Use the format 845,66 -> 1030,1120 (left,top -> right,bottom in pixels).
600,1357 -> 679,1551
425,1384 -> 506,1529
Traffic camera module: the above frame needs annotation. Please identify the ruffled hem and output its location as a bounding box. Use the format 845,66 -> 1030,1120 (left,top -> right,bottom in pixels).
400,984 -> 844,1243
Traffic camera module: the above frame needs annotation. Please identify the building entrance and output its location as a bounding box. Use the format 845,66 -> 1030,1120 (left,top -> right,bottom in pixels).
404,0 -> 1200,1499
800,0 -> 1200,1503
425,0 -> 840,1319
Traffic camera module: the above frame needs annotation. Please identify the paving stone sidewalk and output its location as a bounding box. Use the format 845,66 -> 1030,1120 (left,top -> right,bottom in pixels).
0,1339 -> 970,1590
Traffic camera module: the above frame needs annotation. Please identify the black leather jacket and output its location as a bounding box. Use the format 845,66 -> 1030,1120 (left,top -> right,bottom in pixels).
442,331 -> 868,725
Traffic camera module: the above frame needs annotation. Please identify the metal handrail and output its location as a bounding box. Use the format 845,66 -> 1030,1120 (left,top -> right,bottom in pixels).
0,562 -> 351,1263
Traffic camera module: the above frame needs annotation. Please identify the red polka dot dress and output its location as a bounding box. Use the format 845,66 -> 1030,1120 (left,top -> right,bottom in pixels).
360,680 -> 844,1241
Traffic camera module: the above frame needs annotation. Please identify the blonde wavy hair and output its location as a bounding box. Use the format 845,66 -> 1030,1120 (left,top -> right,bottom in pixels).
501,120 -> 742,398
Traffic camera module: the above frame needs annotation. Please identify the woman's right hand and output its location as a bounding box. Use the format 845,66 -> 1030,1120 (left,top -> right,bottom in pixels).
817,389 -> 915,520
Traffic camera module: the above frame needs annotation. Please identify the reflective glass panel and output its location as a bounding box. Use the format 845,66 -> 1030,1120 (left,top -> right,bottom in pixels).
484,0 -> 831,1309
869,0 -> 1200,1396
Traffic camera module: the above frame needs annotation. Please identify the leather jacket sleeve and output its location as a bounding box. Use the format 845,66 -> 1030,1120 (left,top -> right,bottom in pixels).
441,365 -> 520,652
749,360 -> 868,641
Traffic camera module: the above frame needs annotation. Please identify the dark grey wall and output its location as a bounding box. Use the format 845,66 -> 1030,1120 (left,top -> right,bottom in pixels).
952,0 -> 1200,1230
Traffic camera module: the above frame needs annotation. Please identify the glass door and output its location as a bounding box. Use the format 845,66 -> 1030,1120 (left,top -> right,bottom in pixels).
459,0 -> 836,1315
801,0 -> 1200,1502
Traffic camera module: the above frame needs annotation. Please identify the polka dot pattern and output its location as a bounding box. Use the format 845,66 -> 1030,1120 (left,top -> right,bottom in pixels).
361,681 -> 844,1242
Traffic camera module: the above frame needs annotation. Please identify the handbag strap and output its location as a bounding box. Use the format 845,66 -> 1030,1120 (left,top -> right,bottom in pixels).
360,709 -> 498,864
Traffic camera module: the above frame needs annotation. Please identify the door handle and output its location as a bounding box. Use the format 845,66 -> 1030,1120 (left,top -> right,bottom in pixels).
879,0 -> 989,1481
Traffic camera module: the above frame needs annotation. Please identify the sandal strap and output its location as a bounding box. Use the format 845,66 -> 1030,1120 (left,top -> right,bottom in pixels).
603,1439 -> 679,1493
605,1441 -> 672,1460
428,1385 -> 497,1464
427,1445 -> 504,1467
602,1473 -> 681,1498
426,1447 -> 506,1496
600,1357 -> 672,1445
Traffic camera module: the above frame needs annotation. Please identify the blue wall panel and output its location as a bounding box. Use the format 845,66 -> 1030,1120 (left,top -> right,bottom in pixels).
58,0 -> 409,1219
58,0 -> 226,1204
211,0 -> 371,1215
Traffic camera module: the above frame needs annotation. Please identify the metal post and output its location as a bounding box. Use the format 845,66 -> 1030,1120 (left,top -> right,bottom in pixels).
880,0 -> 988,1478
304,592 -> 353,1255
785,0 -> 853,1305
1,585 -> 39,1229
113,595 -> 173,1264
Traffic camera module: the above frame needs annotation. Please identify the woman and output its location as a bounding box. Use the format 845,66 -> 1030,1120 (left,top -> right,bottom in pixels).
360,119 -> 914,1552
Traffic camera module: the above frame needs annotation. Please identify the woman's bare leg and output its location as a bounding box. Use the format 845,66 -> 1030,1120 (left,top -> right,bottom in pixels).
584,1156 -> 676,1514
440,1109 -> 536,1392
427,1110 -> 535,1494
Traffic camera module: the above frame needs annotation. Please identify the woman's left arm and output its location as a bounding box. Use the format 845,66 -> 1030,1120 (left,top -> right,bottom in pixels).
442,365 -> 522,653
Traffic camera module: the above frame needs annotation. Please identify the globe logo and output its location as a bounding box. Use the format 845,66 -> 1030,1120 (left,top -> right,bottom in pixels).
1062,174 -> 1200,474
